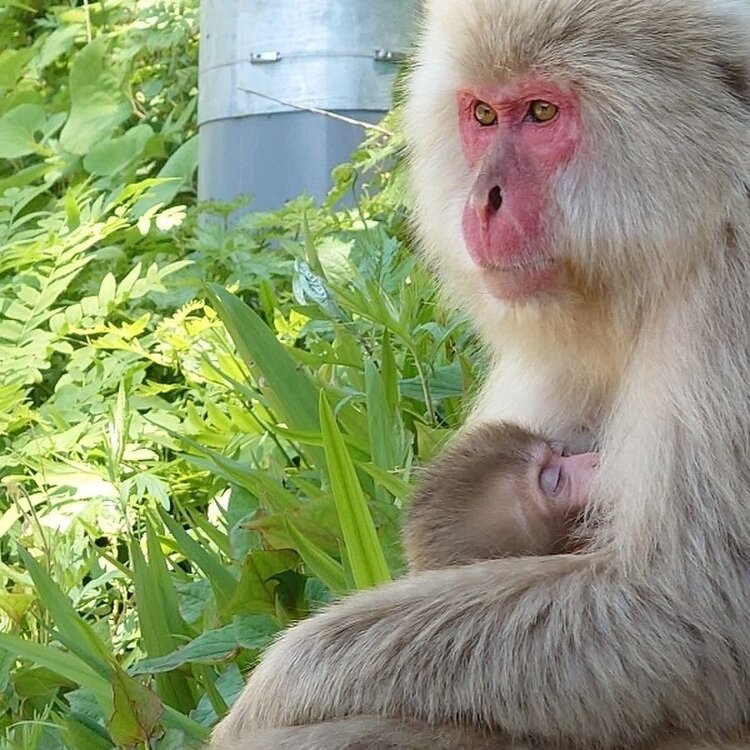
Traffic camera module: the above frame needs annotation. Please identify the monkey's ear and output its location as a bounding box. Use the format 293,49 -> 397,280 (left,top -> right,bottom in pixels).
716,59 -> 750,107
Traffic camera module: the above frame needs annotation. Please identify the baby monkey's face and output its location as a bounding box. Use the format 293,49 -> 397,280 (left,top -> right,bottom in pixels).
534,441 -> 598,515
487,440 -> 598,554
405,424 -> 601,566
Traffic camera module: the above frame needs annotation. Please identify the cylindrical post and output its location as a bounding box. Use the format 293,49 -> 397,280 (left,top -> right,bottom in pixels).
198,0 -> 417,211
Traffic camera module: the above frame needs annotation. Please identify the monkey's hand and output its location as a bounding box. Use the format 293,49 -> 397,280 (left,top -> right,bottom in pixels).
212,553 -> 746,747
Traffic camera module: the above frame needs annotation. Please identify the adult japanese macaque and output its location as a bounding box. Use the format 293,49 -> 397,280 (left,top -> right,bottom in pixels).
405,423 -> 597,569
210,0 -> 750,747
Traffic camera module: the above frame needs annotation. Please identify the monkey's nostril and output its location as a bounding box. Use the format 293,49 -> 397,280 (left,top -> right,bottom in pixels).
488,186 -> 503,212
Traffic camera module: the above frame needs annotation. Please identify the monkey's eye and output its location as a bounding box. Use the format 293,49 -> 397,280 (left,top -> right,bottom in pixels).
526,100 -> 559,123
473,101 -> 498,126
539,464 -> 562,495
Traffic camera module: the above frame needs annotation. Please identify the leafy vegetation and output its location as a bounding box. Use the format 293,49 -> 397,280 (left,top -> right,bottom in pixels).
0,2 -> 481,748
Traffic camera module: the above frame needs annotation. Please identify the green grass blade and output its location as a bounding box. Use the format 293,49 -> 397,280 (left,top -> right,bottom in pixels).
207,284 -> 319,433
19,550 -> 114,679
0,633 -> 108,698
130,523 -> 195,712
380,330 -> 400,414
180,441 -> 299,512
358,461 -> 412,500
319,392 -> 391,589
157,506 -> 237,609
365,359 -> 398,474
284,517 -> 347,594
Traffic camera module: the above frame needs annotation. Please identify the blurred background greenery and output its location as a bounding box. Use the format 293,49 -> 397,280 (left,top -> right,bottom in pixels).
0,1 -> 482,747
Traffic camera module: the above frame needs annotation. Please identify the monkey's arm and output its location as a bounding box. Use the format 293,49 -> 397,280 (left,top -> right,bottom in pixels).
213,553 -> 746,748
212,716 -> 510,750
213,721 -> 749,750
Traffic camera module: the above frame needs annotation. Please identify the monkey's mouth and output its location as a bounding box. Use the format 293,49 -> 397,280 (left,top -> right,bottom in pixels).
480,258 -> 559,301
486,257 -> 557,273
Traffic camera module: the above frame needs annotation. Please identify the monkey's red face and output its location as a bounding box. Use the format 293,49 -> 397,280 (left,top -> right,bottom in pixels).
458,81 -> 580,302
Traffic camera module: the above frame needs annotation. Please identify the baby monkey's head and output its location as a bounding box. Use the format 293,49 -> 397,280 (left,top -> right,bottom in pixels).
405,423 -> 599,570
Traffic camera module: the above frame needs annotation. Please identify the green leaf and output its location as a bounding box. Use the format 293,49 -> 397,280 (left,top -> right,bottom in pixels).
415,423 -> 453,462
19,550 -> 115,679
401,363 -> 465,402
59,38 -> 129,155
133,626 -> 237,674
226,550 -> 299,617
0,591 -> 34,623
0,48 -> 34,88
108,670 -> 164,747
366,358 -> 399,473
284,517 -> 347,594
61,715 -> 113,750
35,25 -> 80,71
157,506 -> 237,609
233,614 -> 280,650
0,161 -> 48,193
180,443 -> 299,512
0,104 -> 46,158
248,495 -> 340,554
132,615 -> 278,674
129,525 -> 195,713
207,285 -> 320,434
319,393 -> 391,590
133,136 -> 199,215
0,633 -> 108,699
358,461 -> 412,500
83,124 -> 154,177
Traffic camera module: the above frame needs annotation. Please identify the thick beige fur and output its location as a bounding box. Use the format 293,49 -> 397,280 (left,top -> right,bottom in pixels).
210,0 -> 750,747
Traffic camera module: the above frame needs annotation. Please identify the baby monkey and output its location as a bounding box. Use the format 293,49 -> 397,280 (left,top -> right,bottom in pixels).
405,423 -> 599,571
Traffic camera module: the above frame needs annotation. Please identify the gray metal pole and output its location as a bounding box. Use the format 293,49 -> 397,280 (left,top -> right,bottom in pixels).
198,0 -> 418,211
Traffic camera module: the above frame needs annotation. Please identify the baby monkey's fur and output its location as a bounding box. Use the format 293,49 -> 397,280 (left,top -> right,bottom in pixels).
405,423 -> 595,569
